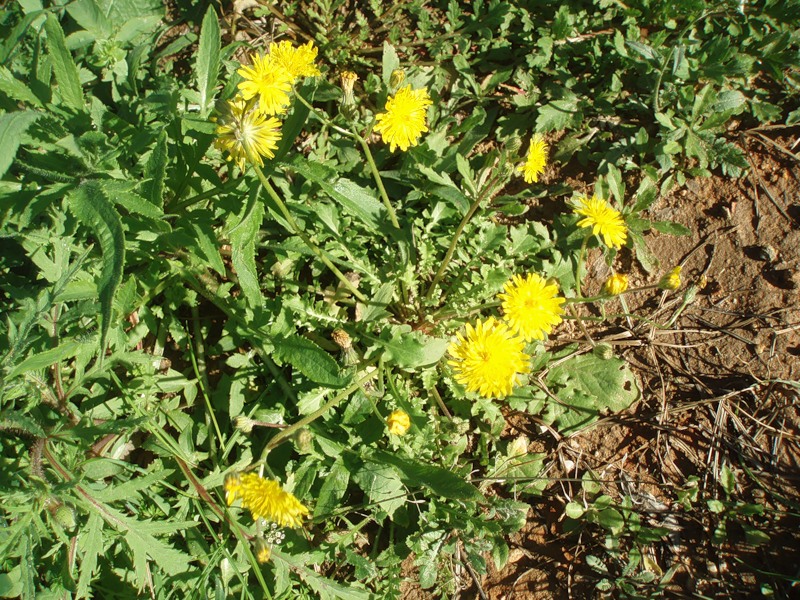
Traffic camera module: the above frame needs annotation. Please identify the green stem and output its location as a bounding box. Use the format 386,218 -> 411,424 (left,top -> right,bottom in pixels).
351,126 -> 400,229
170,178 -> 242,213
575,234 -> 590,298
424,175 -> 500,301
253,165 -> 368,304
265,365 -> 379,451
293,90 -> 354,138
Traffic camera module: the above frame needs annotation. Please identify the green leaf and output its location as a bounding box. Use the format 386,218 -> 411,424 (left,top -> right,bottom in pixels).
228,195 -> 264,307
650,220 -> 691,236
287,157 -> 387,232
44,13 -> 84,110
565,501 -> 585,519
76,512 -> 103,599
372,326 -> 449,369
272,334 -> 344,387
0,111 -> 40,178
536,98 -> 582,132
101,180 -> 164,219
359,281 -> 394,322
373,450 -> 484,502
67,182 -> 125,358
142,130 -> 168,207
195,6 -> 221,117
605,163 -> 624,207
0,66 -> 43,107
353,461 -> 406,517
382,41 -> 400,87
6,340 -> 88,379
314,459 -> 350,518
545,354 -> 640,435
190,222 -> 226,276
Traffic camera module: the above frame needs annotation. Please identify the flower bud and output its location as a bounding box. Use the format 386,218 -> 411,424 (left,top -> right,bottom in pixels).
339,71 -> 358,119
389,68 -> 405,90
658,266 -> 682,290
592,343 -> 614,360
386,409 -> 411,436
331,329 -> 352,351
233,416 -> 255,434
254,538 -> 272,564
603,273 -> 628,296
293,428 -> 313,454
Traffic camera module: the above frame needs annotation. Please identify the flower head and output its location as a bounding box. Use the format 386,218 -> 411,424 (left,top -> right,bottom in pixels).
658,266 -> 682,290
269,40 -> 321,81
448,317 -> 531,398
224,472 -> 309,528
574,195 -> 628,249
498,273 -> 565,342
519,136 -> 548,183
603,273 -> 629,296
214,98 -> 282,171
386,409 -> 411,435
373,84 -> 432,152
237,52 -> 293,115
255,539 -> 272,563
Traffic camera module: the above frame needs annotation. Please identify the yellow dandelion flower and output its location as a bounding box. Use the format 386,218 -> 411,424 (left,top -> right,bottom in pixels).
519,136 -> 548,183
237,53 -> 293,115
214,98 -> 282,171
224,472 -> 309,528
268,40 -> 321,81
254,539 -> 272,564
373,84 -> 432,152
498,273 -> 565,342
386,409 -> 411,436
603,273 -> 629,296
574,195 -> 628,249
658,266 -> 682,290
448,317 -> 531,398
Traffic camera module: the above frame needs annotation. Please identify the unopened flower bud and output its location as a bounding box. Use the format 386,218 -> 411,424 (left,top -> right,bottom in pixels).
658,266 -> 682,290
603,273 -> 628,296
254,538 -> 271,563
339,71 -> 358,119
233,416 -> 255,434
331,329 -> 352,351
386,409 -> 411,436
389,68 -> 405,90
293,428 -> 313,454
593,343 -> 614,360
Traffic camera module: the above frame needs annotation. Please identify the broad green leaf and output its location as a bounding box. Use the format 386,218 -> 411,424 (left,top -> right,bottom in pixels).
353,461 -> 406,518
605,163 -> 624,207
101,180 -> 164,219
0,111 -> 40,178
273,334 -> 344,387
373,450 -> 484,502
382,41 -> 400,87
287,157 -> 387,232
536,98 -> 582,132
0,66 -> 42,107
358,281 -> 394,322
228,195 -> 264,307
650,220 -> 691,236
44,14 -> 84,109
141,130 -> 168,207
545,354 -> 640,435
314,459 -> 350,518
67,181 -> 125,358
190,222 -> 226,276
372,326 -> 449,369
195,7 -> 221,117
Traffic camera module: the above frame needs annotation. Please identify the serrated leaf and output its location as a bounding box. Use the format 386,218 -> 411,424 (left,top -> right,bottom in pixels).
228,196 -> 264,307
353,461 -> 406,517
272,334 -> 344,387
0,66 -> 42,107
101,180 -> 164,219
372,327 -> 448,369
195,6 -> 220,117
373,450 -> 484,502
6,340 -> 88,379
76,512 -> 102,599
190,222 -> 226,276
142,130 -> 168,207
359,281 -> 394,322
44,14 -> 84,110
272,549 -> 371,600
536,98 -> 581,132
0,111 -> 40,178
605,163 -> 624,206
67,182 -> 125,358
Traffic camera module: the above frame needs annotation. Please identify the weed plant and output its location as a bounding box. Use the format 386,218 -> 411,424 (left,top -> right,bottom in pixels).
1,0 -> 798,598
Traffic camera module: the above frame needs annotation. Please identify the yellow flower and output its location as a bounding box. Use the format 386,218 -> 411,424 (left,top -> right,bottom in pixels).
519,136 -> 548,183
498,273 -> 565,342
386,409 -> 411,435
255,539 -> 272,564
603,273 -> 629,296
224,472 -> 309,528
214,98 -> 282,171
574,194 -> 628,249
448,317 -> 531,398
237,52 -> 293,115
373,84 -> 432,152
269,40 -> 321,81
658,266 -> 682,290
